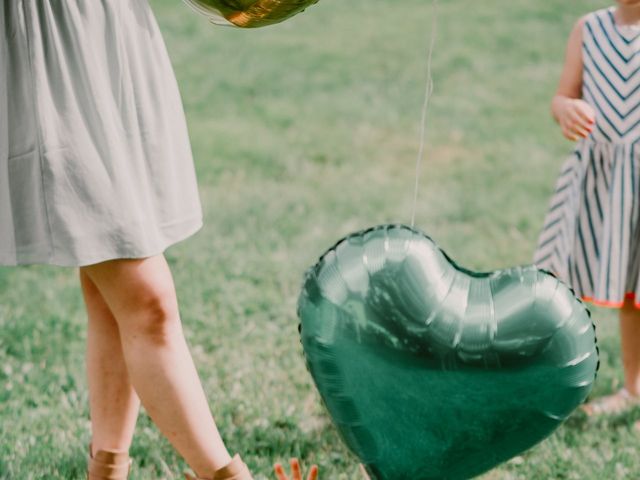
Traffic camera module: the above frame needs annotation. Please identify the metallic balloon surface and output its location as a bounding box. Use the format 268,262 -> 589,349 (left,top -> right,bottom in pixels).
182,0 -> 319,28
298,225 -> 599,480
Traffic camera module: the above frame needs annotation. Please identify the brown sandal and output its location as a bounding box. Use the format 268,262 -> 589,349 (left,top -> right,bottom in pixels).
87,442 -> 133,480
184,453 -> 253,480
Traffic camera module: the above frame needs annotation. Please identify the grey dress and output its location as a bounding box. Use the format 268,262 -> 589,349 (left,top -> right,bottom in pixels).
0,0 -> 203,267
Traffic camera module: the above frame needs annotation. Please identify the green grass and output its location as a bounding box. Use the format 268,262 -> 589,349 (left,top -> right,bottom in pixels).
1,0 -> 637,478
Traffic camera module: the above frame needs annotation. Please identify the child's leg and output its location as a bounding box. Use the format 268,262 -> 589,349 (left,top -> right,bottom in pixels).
620,297 -> 640,395
79,254 -> 233,479
578,296 -> 640,416
80,269 -> 141,455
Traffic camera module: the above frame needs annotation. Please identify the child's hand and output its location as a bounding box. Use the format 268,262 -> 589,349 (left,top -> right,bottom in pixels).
273,459 -> 372,479
553,96 -> 596,141
274,458 -> 318,480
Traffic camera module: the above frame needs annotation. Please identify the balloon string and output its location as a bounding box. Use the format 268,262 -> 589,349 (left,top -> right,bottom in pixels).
410,0 -> 438,228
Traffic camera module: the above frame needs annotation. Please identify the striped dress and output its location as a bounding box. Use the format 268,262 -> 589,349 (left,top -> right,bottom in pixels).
533,7 -> 640,308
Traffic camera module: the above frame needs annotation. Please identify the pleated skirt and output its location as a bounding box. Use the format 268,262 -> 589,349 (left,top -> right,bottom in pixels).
0,0 -> 203,267
533,139 -> 640,308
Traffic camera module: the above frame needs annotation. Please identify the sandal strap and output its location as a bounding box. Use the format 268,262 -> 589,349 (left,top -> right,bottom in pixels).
213,454 -> 252,479
88,442 -> 132,480
184,454 -> 253,480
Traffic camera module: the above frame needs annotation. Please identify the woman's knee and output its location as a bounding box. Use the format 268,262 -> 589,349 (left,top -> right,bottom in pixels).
125,290 -> 181,344
80,255 -> 181,341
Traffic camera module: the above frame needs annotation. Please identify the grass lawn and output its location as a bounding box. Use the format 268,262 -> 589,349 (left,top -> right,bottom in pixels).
1,0 -> 638,478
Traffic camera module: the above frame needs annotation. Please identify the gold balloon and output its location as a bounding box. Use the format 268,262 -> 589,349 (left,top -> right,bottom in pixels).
183,0 -> 320,28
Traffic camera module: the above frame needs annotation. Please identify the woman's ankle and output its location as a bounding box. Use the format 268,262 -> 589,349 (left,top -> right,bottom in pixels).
89,441 -> 131,458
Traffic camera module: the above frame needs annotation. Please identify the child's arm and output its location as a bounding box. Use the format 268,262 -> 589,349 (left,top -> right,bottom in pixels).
551,16 -> 596,141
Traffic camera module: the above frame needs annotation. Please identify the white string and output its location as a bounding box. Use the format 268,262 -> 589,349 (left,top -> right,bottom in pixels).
410,0 -> 439,228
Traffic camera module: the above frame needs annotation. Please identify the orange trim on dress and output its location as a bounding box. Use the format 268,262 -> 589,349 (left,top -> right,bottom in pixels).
539,269 -> 640,310
581,292 -> 640,310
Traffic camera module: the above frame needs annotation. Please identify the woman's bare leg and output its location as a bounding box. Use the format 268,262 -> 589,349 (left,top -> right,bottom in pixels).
79,254 -> 232,478
81,268 -> 140,455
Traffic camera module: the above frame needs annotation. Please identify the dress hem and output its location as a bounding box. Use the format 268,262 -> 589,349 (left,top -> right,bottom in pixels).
582,292 -> 640,310
0,214 -> 204,268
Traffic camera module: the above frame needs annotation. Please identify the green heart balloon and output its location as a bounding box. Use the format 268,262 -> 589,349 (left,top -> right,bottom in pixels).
298,224 -> 599,480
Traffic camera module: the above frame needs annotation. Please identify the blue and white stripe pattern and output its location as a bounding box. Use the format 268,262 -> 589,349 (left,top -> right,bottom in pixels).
534,7 -> 640,305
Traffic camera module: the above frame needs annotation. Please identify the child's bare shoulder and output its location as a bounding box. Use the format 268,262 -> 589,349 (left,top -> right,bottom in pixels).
566,15 -> 589,44
573,15 -> 589,33
574,8 -> 609,31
